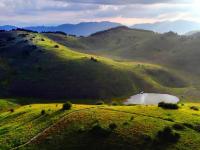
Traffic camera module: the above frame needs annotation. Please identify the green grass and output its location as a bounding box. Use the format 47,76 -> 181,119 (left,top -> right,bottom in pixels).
0,99 -> 19,112
44,28 -> 200,87
0,101 -> 198,150
0,30 -> 194,100
0,102 -> 93,150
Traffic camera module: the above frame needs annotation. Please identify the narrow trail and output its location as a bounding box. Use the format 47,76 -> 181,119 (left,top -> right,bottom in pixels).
10,107 -> 96,150
10,106 -> 194,150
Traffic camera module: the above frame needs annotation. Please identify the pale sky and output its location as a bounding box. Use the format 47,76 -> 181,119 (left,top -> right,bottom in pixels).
0,0 -> 199,26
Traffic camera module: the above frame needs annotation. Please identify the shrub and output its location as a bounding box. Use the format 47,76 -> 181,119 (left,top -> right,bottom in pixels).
173,123 -> 185,130
111,101 -> 123,106
194,125 -> 200,132
183,123 -> 193,129
96,101 -> 104,105
54,45 -> 59,48
10,109 -> 14,113
18,33 -> 28,37
111,102 -> 118,106
109,123 -> 117,130
157,127 -> 180,143
158,102 -> 179,109
190,106 -> 199,111
164,118 -> 174,122
130,116 -> 134,121
15,28 -> 38,33
90,57 -> 98,62
90,124 -> 110,137
123,122 -> 129,126
62,101 -> 72,110
41,110 -> 46,115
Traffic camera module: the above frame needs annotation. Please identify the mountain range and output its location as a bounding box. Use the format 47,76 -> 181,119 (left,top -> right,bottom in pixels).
1,20 -> 200,36
132,20 -> 200,34
0,22 -> 121,36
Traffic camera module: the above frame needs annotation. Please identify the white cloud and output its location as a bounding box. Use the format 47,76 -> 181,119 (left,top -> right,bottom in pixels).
0,0 -> 198,26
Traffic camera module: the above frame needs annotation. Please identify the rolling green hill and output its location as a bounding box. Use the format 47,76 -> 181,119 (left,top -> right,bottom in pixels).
1,29 -> 200,150
44,27 -> 200,85
0,30 -> 194,100
1,102 -> 200,150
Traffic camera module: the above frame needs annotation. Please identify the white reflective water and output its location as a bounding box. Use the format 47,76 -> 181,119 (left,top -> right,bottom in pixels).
124,93 -> 179,105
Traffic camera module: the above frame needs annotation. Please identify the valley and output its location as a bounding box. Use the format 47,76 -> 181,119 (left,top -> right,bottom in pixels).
0,28 -> 200,150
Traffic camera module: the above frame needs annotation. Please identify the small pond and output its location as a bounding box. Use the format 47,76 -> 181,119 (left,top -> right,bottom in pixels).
124,93 -> 179,105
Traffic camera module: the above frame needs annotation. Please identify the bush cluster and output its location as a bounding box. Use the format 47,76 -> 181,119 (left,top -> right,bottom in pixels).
42,31 -> 66,35
96,101 -> 104,105
158,102 -> 179,109
190,106 -> 199,111
90,57 -> 98,62
54,45 -> 59,48
109,123 -> 117,130
13,28 -> 38,33
62,101 -> 72,110
173,123 -> 185,130
157,127 -> 180,143
41,110 -> 46,115
90,124 -> 110,137
10,109 -> 14,113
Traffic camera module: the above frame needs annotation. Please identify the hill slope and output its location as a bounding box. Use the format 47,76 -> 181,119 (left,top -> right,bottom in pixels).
0,30 -> 191,100
1,102 -> 200,150
44,27 -> 200,83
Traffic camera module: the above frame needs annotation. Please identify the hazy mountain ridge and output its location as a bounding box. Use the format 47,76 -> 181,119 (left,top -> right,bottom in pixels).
0,25 -> 17,31
0,22 -> 122,36
2,20 -> 200,36
132,20 -> 200,34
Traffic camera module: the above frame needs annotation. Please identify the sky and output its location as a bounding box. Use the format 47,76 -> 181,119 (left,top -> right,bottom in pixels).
0,0 -> 199,26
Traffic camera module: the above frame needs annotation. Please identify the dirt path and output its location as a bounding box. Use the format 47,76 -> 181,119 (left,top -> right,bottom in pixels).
10,106 -> 193,150
10,107 -> 96,150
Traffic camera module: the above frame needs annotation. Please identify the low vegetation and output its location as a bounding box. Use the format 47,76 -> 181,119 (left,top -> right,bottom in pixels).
0,30 -> 190,101
190,106 -> 199,111
96,101 -> 104,105
0,101 -> 198,150
158,102 -> 179,109
62,101 -> 72,110
156,127 -> 180,143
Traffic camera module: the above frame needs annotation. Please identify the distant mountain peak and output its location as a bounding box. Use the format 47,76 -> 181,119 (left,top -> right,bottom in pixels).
132,20 -> 200,34
0,25 -> 17,31
0,21 -> 122,36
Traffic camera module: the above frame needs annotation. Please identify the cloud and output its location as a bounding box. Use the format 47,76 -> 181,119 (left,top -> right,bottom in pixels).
0,0 -> 198,26
55,0 -> 190,5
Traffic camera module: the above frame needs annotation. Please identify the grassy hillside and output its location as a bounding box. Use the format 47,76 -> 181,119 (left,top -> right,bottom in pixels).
44,27 -> 200,85
0,102 -> 93,150
0,101 -> 200,150
0,99 -> 18,112
0,30 -> 193,100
